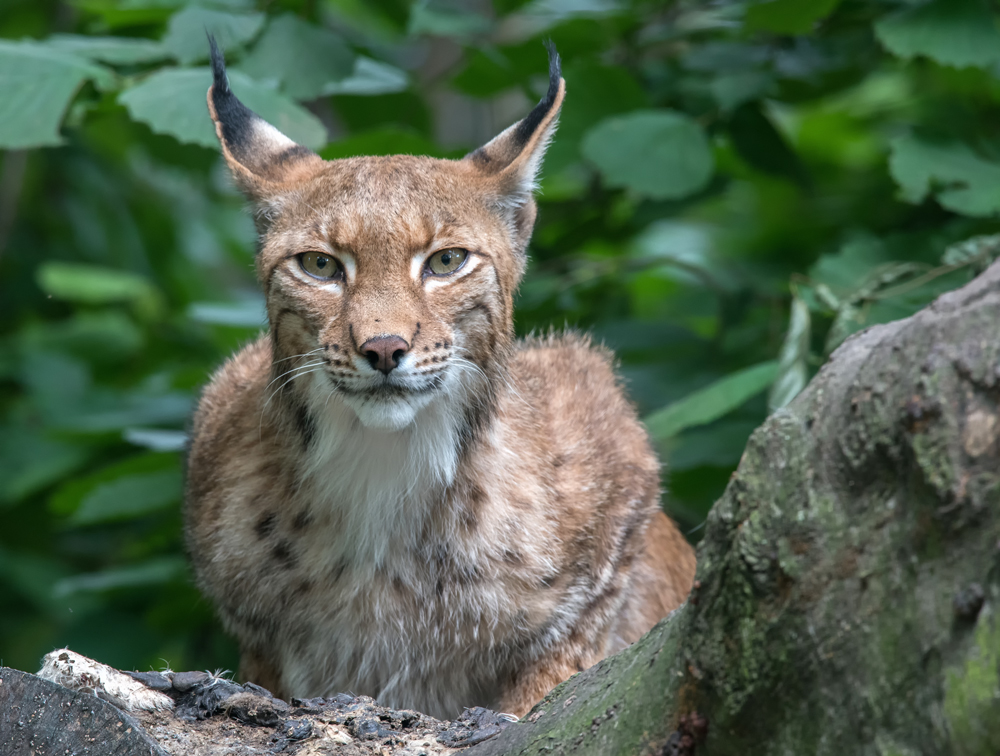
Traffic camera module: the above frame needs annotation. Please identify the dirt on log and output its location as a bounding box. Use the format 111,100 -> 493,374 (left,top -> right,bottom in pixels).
0,662 -> 516,755
3,260 -> 1000,756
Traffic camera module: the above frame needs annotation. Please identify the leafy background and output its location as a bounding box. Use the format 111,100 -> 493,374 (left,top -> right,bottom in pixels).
2,0 -> 999,676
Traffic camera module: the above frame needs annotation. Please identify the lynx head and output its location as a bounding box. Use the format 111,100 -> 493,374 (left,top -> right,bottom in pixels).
207,38 -> 564,432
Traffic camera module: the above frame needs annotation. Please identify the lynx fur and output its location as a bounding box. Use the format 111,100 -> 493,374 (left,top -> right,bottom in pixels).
184,38 -> 695,719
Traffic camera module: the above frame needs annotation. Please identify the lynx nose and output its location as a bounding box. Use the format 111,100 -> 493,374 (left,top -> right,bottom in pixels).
360,335 -> 409,375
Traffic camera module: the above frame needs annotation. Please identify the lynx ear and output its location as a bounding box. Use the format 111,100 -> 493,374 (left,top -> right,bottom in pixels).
464,42 -> 565,250
207,36 -> 323,208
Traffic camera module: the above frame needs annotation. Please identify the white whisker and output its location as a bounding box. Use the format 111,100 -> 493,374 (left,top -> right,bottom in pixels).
264,360 -> 327,394
263,363 -> 325,409
271,347 -> 325,367
258,361 -> 327,440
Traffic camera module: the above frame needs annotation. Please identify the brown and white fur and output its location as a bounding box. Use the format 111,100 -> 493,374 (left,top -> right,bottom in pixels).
184,39 -> 695,720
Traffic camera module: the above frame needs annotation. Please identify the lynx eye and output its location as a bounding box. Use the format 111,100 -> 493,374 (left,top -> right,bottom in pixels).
426,248 -> 468,277
299,251 -> 343,280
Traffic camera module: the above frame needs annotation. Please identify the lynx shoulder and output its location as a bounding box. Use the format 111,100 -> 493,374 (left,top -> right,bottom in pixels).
185,38 -> 695,720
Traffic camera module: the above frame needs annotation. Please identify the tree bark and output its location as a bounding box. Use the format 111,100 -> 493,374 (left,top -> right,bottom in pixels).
471,258 -> 1000,756
0,668 -> 167,756
4,260 -> 1000,755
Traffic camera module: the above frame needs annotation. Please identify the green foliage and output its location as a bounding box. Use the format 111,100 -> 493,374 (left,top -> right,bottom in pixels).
581,111 -> 714,200
236,15 -> 353,99
745,0 -> 840,35
890,136 -> 1000,217
874,0 -> 1000,69
162,7 -> 265,64
1,0 -> 999,680
646,362 -> 779,441
0,41 -> 111,148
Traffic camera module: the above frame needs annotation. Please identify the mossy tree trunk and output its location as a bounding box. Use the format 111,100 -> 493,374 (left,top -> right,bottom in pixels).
471,260 -> 1000,756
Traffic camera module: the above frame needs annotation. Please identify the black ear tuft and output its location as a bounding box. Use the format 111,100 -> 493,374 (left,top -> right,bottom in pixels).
206,36 -> 321,200
462,42 -> 565,254
512,40 -> 562,149
464,41 -> 565,174
207,35 -> 259,167
208,34 -> 228,95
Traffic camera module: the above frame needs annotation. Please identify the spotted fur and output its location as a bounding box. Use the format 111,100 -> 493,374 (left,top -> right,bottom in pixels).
185,41 -> 695,719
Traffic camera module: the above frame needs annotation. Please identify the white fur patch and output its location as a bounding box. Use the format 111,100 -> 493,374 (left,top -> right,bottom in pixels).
252,117 -> 297,152
300,365 -> 471,568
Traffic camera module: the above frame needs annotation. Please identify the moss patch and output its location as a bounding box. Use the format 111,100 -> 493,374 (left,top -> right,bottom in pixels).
943,606 -> 1000,755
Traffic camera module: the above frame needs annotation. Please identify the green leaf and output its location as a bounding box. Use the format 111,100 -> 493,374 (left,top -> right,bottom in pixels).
745,0 -> 840,35
49,452 -> 179,517
119,67 -> 327,150
188,299 -> 266,327
0,432 -> 90,506
68,469 -> 182,525
808,235 -> 891,295
36,262 -> 163,317
53,556 -> 187,597
768,297 -> 811,411
58,394 -> 194,433
452,49 -> 520,98
728,103 -> 808,186
709,71 -> 775,113
0,41 -> 112,148
123,429 -> 189,452
0,547 -> 71,612
645,361 -> 779,440
545,61 -> 647,172
408,2 -> 492,38
582,110 -> 714,200
825,303 -> 864,355
237,15 -> 353,100
875,0 -> 1000,69
320,57 -> 409,96
319,126 -> 460,160
46,34 -> 172,65
162,7 -> 265,65
21,312 -> 145,365
942,234 -> 1000,273
74,1 -> 253,28
889,135 -> 1000,217
668,419 -> 761,472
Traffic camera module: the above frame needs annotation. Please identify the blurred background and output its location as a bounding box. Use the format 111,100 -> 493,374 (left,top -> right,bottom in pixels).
1,0 -> 999,676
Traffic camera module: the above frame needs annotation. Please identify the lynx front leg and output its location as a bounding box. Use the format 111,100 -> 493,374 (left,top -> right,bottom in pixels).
497,646 -> 600,717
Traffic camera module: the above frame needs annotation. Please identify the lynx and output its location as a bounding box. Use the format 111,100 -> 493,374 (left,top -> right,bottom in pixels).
184,39 -> 695,720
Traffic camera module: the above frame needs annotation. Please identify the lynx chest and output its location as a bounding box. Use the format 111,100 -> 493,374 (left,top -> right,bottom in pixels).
225,496 -> 555,718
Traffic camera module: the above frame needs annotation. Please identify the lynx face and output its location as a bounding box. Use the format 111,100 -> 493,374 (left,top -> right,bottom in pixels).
257,157 -> 522,430
208,38 -> 558,432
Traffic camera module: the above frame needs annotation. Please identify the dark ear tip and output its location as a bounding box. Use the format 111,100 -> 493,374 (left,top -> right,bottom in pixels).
207,33 -> 229,95
543,39 -> 561,102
